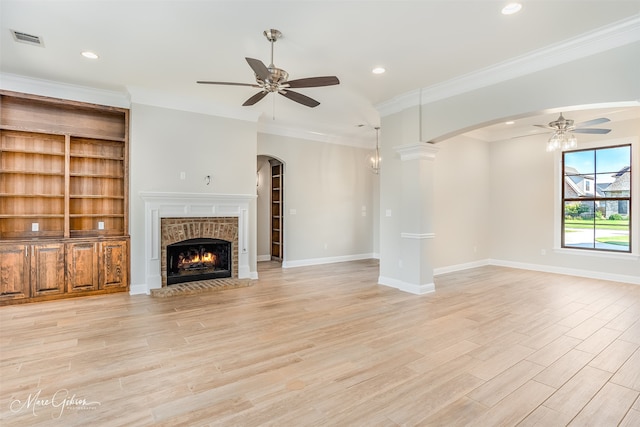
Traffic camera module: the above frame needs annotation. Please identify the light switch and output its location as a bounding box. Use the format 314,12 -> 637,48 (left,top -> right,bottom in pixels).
31,222 -> 39,232
98,221 -> 105,230
180,171 -> 186,180
289,209 -> 297,215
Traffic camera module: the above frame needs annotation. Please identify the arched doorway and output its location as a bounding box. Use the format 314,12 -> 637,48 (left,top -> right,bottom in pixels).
257,155 -> 285,264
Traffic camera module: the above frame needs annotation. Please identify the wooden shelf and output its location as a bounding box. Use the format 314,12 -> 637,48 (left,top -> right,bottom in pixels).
0,193 -> 64,198
0,214 -> 65,218
70,153 -> 125,160
70,195 -> 125,199
69,173 -> 125,178
0,124 -> 127,142
69,214 -> 124,218
0,147 -> 65,156
2,170 -> 65,176
270,161 -> 283,260
0,90 -> 130,304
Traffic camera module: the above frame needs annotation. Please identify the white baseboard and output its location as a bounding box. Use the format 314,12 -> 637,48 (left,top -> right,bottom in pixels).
432,257 -> 638,285
129,283 -> 149,295
378,276 -> 435,295
434,259 -> 491,276
257,254 -> 271,262
488,258 -> 640,285
282,253 -> 374,269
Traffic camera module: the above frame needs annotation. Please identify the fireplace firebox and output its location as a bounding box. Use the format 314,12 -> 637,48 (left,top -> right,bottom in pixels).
166,238 -> 232,285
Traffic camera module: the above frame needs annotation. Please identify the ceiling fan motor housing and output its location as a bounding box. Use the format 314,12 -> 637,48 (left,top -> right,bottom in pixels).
550,114 -> 574,131
258,67 -> 289,91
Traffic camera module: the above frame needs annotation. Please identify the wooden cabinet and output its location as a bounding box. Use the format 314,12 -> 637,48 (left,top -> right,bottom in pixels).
0,244 -> 30,301
99,240 -> 128,290
0,242 -> 65,302
31,243 -> 65,297
66,242 -> 99,293
0,90 -> 129,305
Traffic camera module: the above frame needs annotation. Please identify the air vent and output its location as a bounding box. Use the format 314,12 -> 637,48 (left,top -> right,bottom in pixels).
11,30 -> 44,47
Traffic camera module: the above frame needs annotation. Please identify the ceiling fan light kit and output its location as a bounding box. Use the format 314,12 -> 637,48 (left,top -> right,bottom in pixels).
546,130 -> 577,152
197,29 -> 340,108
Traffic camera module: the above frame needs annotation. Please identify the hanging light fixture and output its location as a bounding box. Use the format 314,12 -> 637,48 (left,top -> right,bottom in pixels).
546,130 -> 578,152
370,126 -> 381,174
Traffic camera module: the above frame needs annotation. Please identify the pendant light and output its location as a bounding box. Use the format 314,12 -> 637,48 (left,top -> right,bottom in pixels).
370,126 -> 381,174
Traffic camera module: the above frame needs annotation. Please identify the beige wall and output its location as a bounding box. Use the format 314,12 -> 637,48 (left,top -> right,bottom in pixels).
258,133 -> 375,265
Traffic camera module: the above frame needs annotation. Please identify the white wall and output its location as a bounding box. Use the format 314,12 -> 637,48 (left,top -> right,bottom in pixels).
129,103 -> 258,287
258,133 -> 375,265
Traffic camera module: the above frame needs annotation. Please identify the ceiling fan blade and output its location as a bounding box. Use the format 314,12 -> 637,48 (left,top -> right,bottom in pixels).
245,57 -> 271,81
279,90 -> 320,108
573,128 -> 611,134
197,81 -> 260,87
242,91 -> 269,106
533,124 -> 556,130
574,117 -> 610,128
285,76 -> 340,88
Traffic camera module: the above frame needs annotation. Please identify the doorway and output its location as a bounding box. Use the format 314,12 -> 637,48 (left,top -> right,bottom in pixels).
257,155 -> 284,264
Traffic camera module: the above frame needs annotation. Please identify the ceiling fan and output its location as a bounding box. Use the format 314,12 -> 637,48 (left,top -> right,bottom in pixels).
533,113 -> 611,135
197,29 -> 340,108
529,113 -> 611,151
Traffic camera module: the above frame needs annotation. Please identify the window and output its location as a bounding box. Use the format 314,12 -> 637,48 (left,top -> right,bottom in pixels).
562,145 -> 631,252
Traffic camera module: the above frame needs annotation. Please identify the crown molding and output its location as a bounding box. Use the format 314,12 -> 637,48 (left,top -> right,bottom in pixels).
0,72 -> 130,108
394,142 -> 440,161
377,14 -> 640,117
258,121 -> 371,148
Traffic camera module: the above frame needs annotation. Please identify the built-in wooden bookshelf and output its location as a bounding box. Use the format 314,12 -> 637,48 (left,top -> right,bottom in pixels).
270,160 -> 283,260
0,90 -> 129,304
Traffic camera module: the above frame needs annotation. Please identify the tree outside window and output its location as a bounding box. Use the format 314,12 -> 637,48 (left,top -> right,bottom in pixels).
562,145 -> 631,252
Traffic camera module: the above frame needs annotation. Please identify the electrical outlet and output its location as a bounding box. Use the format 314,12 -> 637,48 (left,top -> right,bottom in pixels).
180,171 -> 186,180
31,222 -> 39,232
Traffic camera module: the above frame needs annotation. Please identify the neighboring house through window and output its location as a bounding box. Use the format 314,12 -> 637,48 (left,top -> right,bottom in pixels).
562,145 -> 631,252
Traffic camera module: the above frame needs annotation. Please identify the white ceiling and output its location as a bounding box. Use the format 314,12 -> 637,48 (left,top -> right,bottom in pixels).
1,0 -> 639,146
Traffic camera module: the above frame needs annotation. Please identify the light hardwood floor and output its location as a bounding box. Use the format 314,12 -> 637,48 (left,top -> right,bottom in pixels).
1,260 -> 639,426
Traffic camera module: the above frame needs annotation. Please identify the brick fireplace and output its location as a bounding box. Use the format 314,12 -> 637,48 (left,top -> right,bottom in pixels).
139,192 -> 253,294
161,217 -> 238,286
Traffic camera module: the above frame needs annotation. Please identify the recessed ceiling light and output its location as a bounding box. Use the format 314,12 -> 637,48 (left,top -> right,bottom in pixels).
81,51 -> 99,59
372,67 -> 386,75
505,121 -> 515,125
501,2 -> 522,15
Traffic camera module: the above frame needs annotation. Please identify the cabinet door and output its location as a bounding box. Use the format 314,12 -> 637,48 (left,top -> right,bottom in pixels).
66,242 -> 98,292
0,244 -> 30,301
31,243 -> 65,297
99,240 -> 128,290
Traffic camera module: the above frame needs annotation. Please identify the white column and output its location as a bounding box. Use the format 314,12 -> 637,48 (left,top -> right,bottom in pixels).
384,142 -> 439,294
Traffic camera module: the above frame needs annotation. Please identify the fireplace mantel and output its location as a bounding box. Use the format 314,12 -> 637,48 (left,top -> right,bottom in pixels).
140,192 -> 254,293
